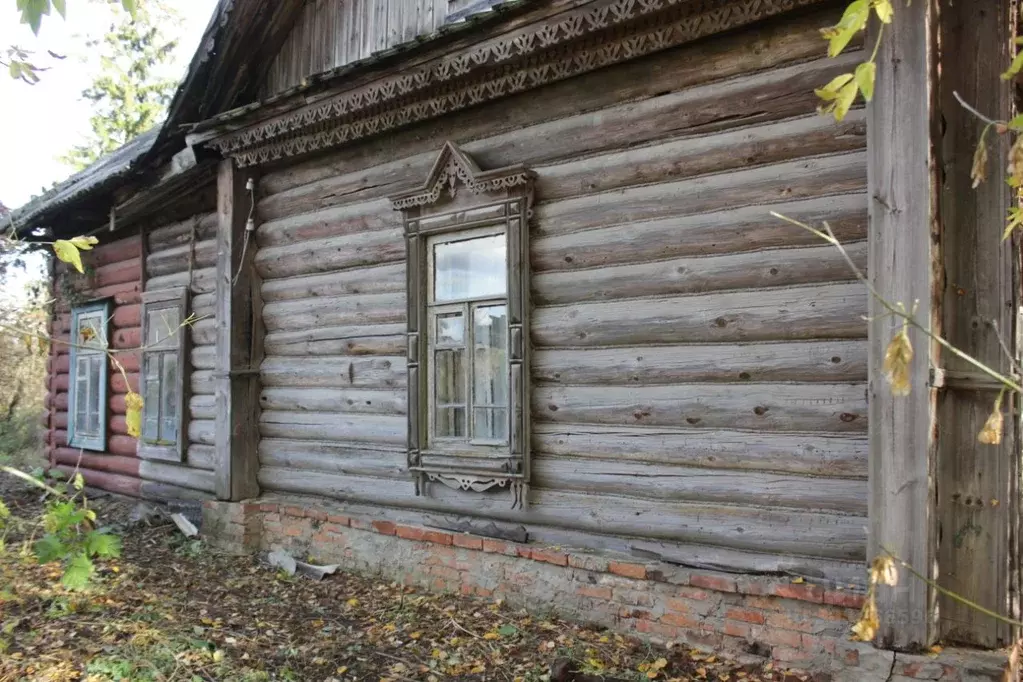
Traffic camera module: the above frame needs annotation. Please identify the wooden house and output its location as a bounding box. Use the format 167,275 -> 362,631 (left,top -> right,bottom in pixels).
13,0 -> 1019,673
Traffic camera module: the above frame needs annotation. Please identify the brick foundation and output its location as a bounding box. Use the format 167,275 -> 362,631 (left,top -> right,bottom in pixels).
202,499 -> 1008,681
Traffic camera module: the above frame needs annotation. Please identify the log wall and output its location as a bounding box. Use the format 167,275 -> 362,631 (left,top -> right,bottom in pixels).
252,4 -> 869,579
47,235 -> 145,497
262,0 -> 450,97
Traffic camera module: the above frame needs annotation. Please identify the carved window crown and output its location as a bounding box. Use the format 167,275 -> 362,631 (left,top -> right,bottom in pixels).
390,142 -> 533,508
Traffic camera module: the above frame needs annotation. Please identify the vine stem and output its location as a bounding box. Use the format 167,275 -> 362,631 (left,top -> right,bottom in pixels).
953,90 -> 1003,127
771,213 -> 1023,395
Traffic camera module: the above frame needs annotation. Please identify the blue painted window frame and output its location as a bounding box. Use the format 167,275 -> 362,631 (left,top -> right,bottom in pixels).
68,300 -> 111,451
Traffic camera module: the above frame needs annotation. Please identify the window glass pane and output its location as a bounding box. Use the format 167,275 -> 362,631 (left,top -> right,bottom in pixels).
74,357 -> 89,433
473,305 -> 508,409
160,354 -> 178,443
473,407 -> 508,441
436,407 -> 466,438
86,355 -> 103,436
147,306 -> 181,351
434,348 -> 465,405
76,313 -> 107,349
435,313 -> 464,346
433,234 -> 505,302
143,355 -> 161,442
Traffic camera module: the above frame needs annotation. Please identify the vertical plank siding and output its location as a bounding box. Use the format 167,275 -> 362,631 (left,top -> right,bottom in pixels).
253,6 -> 869,571
263,0 -> 449,97
48,236 -> 144,497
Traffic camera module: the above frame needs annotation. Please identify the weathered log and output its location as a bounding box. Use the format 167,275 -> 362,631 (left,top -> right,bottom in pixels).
254,229 -> 404,279
190,394 -> 216,419
146,266 -> 217,294
110,393 -> 127,415
256,197 -> 394,247
112,303 -> 141,329
191,344 -> 216,370
261,355 -> 405,388
535,152 -> 865,239
188,419 -> 215,445
139,460 -> 216,494
261,6 -> 854,196
191,318 -> 217,346
146,212 -> 218,250
53,448 -> 139,476
140,480 -> 213,501
146,239 -> 217,277
532,423 -> 866,478
109,371 -> 139,394
93,280 -> 142,305
257,467 -> 865,560
52,373 -> 68,391
535,241 -> 866,305
257,439 -> 406,477
89,258 -> 142,289
535,383 -> 866,433
112,326 -> 142,350
55,465 -> 140,497
86,235 -> 141,267
259,387 -> 406,414
51,429 -> 67,446
186,445 -> 216,471
53,392 -> 68,410
261,262 -> 405,302
262,292 -> 404,332
533,456 -> 866,514
533,340 -> 867,385
259,410 -> 405,444
532,282 -> 866,347
264,324 -> 405,356
108,351 -> 140,373
110,415 -> 129,435
109,435 -> 139,457
191,370 -> 216,395
532,195 -> 866,273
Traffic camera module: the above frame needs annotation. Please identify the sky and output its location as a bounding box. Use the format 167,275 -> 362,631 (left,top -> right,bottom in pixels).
0,0 -> 219,210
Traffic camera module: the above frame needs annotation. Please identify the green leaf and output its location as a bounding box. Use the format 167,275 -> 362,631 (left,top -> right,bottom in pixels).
33,535 -> 66,564
871,0 -> 893,23
821,0 -> 870,57
497,624 -> 519,637
52,239 -> 84,273
121,0 -> 137,18
854,61 -> 877,102
1002,51 -> 1023,81
833,81 -> 860,122
0,500 -> 9,520
815,73 -> 855,101
1006,114 -> 1023,132
62,553 -> 95,590
52,0 -> 65,17
73,473 -> 85,491
69,235 -> 98,250
1004,208 -> 1023,240
85,531 -> 121,559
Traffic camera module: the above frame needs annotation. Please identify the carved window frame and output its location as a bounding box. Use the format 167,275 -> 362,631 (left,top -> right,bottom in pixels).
391,142 -> 534,508
138,287 -> 190,463
68,300 -> 111,452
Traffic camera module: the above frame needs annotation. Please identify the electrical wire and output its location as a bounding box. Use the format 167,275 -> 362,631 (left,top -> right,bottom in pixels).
231,178 -> 256,287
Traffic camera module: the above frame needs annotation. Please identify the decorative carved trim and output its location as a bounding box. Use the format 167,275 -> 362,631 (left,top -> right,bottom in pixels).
204,0 -> 823,167
393,143 -> 533,510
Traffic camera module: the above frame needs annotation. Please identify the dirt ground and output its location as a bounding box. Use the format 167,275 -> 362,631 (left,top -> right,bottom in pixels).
0,477 -> 815,682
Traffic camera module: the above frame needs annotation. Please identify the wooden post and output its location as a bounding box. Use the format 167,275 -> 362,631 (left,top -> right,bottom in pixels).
214,159 -> 261,501
867,0 -> 941,649
935,0 -> 1017,647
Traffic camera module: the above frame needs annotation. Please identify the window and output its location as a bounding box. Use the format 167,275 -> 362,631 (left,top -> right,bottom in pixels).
391,142 -> 533,507
138,288 -> 189,462
69,301 -> 110,451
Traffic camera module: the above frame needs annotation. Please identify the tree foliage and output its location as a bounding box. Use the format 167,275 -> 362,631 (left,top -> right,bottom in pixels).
59,0 -> 180,171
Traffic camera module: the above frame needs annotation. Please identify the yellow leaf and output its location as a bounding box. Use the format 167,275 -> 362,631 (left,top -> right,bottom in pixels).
832,80 -> 859,122
336,666 -> 349,675
69,235 -> 99,250
868,556 -> 898,587
871,0 -> 893,23
347,598 -> 359,607
978,393 -> 1005,445
483,631 -> 500,640
791,577 -> 805,584
73,473 -> 85,491
820,0 -> 870,57
883,325 -> 913,396
212,650 -> 224,663
854,61 -> 876,102
53,239 -> 84,273
125,392 -> 144,438
851,593 -> 879,642
814,73 -> 855,101
652,658 -> 668,670
647,672 -> 659,680
410,631 -> 422,640
971,138 -> 989,189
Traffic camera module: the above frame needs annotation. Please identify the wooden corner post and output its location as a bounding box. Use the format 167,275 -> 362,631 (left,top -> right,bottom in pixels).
215,158 -> 262,501
867,0 -> 940,650
934,0 -> 1017,648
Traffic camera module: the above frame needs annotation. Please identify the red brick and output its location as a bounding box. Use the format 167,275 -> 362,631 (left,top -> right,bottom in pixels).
372,520 -> 397,536
576,585 -> 613,600
760,627 -> 803,648
460,583 -> 475,596
690,574 -> 737,593
482,538 -> 514,555
396,525 -> 427,541
772,646 -> 815,664
283,506 -> 305,518
258,503 -> 279,513
746,595 -> 784,611
452,534 -> 483,550
430,565 -> 460,581
608,561 -> 647,580
823,590 -> 865,609
323,523 -> 348,534
619,607 -> 651,620
283,524 -> 305,537
304,509 -> 326,522
532,549 -> 569,566
516,545 -> 532,558
766,613 -> 819,633
723,620 -> 751,638
475,587 -> 493,598
772,583 -> 826,603
326,514 -> 351,526
725,608 -> 766,625
661,611 -> 699,628
349,518 -> 372,530
842,647 -> 859,666
423,530 -> 453,546
815,605 -> 855,622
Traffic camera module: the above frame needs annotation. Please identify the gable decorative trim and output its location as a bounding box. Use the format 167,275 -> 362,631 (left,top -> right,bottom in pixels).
202,0 -> 824,167
391,143 -> 534,509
